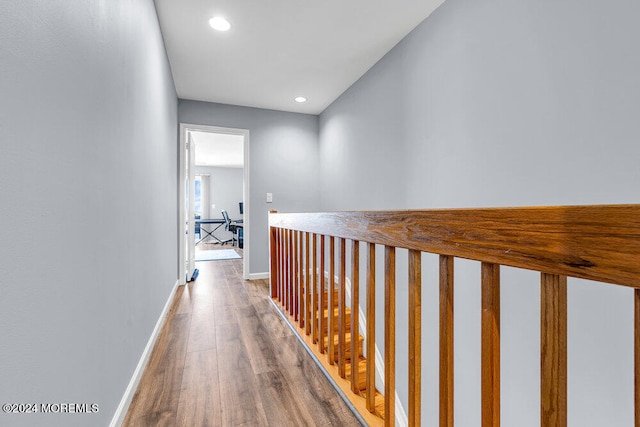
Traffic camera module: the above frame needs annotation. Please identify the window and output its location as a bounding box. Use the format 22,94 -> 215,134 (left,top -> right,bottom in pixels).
194,176 -> 202,217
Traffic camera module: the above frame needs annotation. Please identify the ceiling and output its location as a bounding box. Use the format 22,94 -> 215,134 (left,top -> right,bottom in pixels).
154,0 -> 445,115
192,131 -> 244,168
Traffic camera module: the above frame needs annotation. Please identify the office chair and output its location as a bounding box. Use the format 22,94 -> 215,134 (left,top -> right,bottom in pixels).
221,210 -> 243,247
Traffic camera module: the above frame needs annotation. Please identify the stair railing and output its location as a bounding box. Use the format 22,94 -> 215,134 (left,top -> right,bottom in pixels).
269,205 -> 640,426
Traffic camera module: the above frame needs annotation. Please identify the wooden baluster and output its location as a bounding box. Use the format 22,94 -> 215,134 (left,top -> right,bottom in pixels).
282,229 -> 286,310
277,228 -> 281,304
408,249 -> 422,425
270,227 -> 277,298
293,231 -> 298,320
299,231 -> 307,330
276,228 -> 282,303
305,232 -> 311,335
385,246 -> 396,426
312,233 -> 318,344
636,289 -> 640,427
350,240 -> 360,394
289,229 -> 294,315
280,229 -> 289,308
440,255 -> 454,427
294,231 -> 300,321
319,235 -> 326,354
284,229 -> 287,308
273,228 -> 278,301
284,229 -> 290,312
298,231 -> 304,327
278,229 -> 283,306
300,231 -> 305,324
328,236 -> 336,365
541,273 -> 567,427
277,228 -> 282,302
281,228 -> 286,308
291,231 -> 295,315
282,229 -> 286,308
366,242 -> 376,412
482,262 -> 500,427
338,238 -> 347,377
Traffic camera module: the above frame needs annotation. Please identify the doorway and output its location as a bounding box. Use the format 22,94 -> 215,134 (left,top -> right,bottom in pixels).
179,123 -> 250,284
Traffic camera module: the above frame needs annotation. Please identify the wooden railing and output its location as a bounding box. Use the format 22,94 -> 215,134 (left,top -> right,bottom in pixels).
268,205 -> 640,426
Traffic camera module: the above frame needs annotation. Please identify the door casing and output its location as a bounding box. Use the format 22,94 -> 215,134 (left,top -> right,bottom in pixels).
178,123 -> 250,284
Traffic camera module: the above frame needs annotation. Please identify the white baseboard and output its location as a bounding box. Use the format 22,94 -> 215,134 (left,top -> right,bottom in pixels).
109,279 -> 179,427
249,272 -> 269,280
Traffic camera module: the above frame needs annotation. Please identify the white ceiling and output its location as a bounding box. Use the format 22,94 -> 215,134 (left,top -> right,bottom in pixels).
192,131 -> 244,168
154,0 -> 445,115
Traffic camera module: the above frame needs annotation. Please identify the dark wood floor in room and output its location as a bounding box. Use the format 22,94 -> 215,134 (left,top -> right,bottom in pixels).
123,244 -> 362,426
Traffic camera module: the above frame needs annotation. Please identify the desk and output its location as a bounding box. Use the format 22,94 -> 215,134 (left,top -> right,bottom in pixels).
195,219 -> 225,245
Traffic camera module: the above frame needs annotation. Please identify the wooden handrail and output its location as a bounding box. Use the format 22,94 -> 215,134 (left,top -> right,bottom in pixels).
268,205 -> 640,426
269,205 -> 640,288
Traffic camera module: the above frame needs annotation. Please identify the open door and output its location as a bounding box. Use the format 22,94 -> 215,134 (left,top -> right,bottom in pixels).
179,126 -> 197,284
186,132 -> 197,281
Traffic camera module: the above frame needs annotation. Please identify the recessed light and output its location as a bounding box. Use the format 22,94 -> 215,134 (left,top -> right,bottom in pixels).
209,16 -> 231,32
294,97 -> 307,103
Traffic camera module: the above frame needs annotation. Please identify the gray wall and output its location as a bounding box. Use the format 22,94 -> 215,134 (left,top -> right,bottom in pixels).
180,100 -> 320,275
320,0 -> 640,425
0,1 -> 178,426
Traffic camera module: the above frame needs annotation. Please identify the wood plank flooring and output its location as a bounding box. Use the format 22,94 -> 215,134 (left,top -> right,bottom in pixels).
123,246 -> 362,426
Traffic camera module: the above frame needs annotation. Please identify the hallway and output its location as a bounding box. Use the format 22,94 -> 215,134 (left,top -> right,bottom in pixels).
123,248 -> 361,426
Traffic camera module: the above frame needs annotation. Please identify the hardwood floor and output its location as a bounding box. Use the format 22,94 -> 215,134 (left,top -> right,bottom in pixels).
123,245 -> 362,426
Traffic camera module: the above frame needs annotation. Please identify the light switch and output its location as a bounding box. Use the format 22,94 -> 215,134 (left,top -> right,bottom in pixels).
266,192 -> 273,203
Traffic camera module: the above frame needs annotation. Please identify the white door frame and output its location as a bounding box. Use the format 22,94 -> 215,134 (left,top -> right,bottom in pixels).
178,123 -> 250,284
